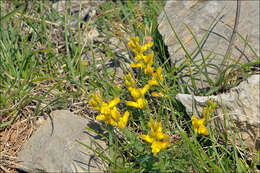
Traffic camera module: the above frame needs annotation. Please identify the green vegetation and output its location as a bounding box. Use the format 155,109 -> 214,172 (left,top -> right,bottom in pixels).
0,0 -> 259,172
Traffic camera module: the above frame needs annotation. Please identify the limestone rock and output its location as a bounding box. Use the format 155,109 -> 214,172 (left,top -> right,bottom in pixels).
158,1 -> 259,89
176,74 -> 260,150
16,110 -> 108,173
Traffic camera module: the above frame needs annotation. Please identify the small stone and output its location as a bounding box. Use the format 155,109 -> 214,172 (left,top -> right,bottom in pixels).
16,110 -> 108,172
176,74 -> 260,151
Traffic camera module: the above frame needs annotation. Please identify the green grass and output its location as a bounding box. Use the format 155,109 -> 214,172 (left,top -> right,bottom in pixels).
0,0 -> 259,172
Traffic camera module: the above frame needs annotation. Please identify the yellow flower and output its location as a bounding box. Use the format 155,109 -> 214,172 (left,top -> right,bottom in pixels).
128,36 -> 141,54
111,106 -> 120,121
128,84 -> 150,99
130,50 -> 154,75
128,36 -> 156,76
96,114 -> 106,121
191,116 -> 208,135
124,73 -> 136,89
108,97 -> 120,108
127,97 -> 147,109
130,62 -> 145,68
144,64 -> 154,75
89,93 -> 103,110
191,99 -> 216,135
140,118 -> 170,156
143,52 -> 154,65
100,97 -> 120,115
89,94 -> 129,130
148,67 -> 164,86
151,87 -> 167,98
135,53 -> 145,61
118,111 -> 130,130
128,36 -> 153,55
126,84 -> 150,109
151,91 -> 166,97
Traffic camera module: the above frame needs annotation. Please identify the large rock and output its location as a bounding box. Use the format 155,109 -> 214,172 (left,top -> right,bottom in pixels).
176,74 -> 260,151
16,110 -> 108,172
158,1 -> 259,89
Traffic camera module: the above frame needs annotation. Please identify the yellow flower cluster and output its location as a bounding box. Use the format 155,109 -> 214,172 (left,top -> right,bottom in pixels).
192,99 -> 216,135
89,36 -> 169,156
124,73 -> 150,109
89,93 -> 129,130
126,36 -> 169,155
191,116 -> 208,135
128,36 -> 154,75
140,118 -> 170,156
124,36 -> 166,109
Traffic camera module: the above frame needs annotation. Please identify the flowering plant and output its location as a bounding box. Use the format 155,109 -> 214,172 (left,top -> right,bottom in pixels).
89,36 -> 169,156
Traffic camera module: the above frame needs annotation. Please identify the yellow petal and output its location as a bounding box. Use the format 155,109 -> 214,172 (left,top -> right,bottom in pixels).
136,98 -> 147,108
106,119 -> 117,126
140,134 -> 154,143
108,97 -> 120,108
192,116 -> 205,127
96,114 -> 106,121
130,88 -> 141,99
148,78 -> 158,86
126,101 -> 139,108
143,52 -> 154,64
156,132 -> 168,140
141,84 -> 150,95
100,103 -> 110,115
198,125 -> 208,135
151,141 -> 163,156
143,41 -> 153,50
124,73 -> 136,88
156,67 -> 162,75
111,107 -> 120,121
203,107 -> 207,117
135,54 -> 144,61
94,93 -> 103,104
160,141 -> 170,150
155,67 -> 164,82
89,100 -> 100,110
192,115 -> 208,135
151,91 -> 166,97
130,62 -> 145,68
144,65 -> 154,75
89,93 -> 103,110
153,122 -> 161,131
148,118 -> 154,128
118,111 -> 129,130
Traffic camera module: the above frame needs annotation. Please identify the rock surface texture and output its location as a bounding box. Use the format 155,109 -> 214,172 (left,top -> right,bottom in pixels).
158,1 -> 259,90
176,74 -> 260,151
16,110 -> 107,173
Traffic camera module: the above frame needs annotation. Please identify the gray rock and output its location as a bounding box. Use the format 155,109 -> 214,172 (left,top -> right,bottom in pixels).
176,74 -> 260,150
16,110 -> 108,173
158,1 -> 259,89
52,0 -> 104,28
